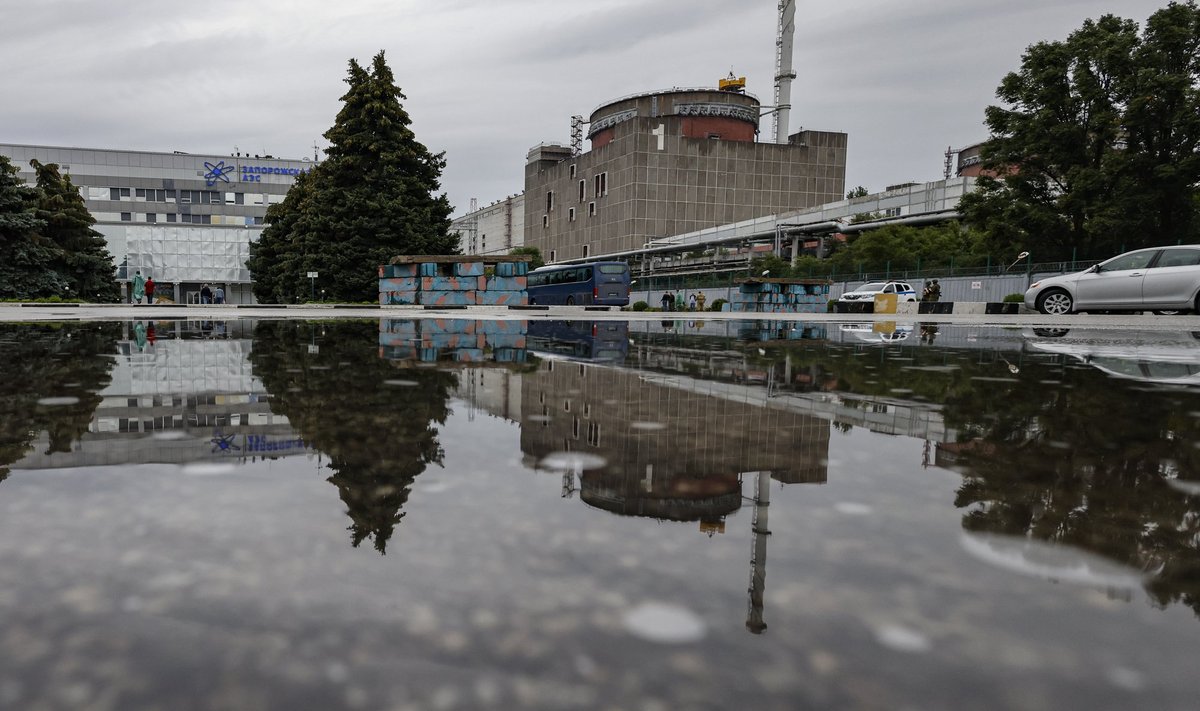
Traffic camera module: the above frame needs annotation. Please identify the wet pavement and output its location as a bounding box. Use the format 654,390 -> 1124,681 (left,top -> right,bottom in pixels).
2,317 -> 1200,710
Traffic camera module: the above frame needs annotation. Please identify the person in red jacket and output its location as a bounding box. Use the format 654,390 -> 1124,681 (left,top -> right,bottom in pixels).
144,277 -> 156,304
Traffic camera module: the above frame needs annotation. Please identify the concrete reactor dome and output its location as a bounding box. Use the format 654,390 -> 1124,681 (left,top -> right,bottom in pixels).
587,86 -> 761,149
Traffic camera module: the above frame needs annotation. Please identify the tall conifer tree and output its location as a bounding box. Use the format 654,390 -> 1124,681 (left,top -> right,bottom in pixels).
248,51 -> 457,303
0,155 -> 61,300
30,160 -> 121,302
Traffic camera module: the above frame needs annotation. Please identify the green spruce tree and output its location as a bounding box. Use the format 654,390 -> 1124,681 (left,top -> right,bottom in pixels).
0,154 -> 61,300
248,51 -> 457,303
30,160 -> 121,302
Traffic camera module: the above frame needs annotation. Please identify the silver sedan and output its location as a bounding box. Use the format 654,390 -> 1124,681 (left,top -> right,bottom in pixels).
1025,245 -> 1200,315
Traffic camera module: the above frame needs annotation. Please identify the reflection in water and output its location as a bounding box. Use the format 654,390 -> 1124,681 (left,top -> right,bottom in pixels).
250,321 -> 457,553
4,318 -> 1200,705
0,323 -> 120,479
518,324 -> 831,633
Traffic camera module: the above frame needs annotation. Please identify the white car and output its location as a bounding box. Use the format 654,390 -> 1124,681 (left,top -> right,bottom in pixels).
838,281 -> 917,303
1024,245 -> 1200,315
1023,328 -> 1200,384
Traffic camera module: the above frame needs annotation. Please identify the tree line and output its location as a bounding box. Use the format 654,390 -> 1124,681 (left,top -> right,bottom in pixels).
775,1 -> 1200,278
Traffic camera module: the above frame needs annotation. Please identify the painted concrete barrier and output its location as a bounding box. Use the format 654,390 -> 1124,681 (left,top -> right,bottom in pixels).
729,279 -> 831,314
379,256 -> 530,307
378,318 -> 528,363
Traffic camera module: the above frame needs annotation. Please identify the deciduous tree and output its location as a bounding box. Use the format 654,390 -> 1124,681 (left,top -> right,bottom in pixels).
961,2 -> 1200,261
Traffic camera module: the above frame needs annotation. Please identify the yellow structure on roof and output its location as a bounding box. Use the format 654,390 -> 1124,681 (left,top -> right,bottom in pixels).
719,75 -> 747,92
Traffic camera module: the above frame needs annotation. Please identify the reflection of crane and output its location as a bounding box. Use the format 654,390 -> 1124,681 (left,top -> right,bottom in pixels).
746,470 -> 772,634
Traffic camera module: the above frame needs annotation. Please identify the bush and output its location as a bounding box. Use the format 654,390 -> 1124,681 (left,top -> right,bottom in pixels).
630,300 -> 650,311
709,298 -> 727,312
1002,293 -> 1024,303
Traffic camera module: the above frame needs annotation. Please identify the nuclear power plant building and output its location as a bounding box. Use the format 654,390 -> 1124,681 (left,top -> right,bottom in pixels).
524,85 -> 848,262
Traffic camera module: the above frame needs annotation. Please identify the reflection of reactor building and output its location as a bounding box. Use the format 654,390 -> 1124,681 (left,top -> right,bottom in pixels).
520,357 -> 830,529
525,85 -> 848,262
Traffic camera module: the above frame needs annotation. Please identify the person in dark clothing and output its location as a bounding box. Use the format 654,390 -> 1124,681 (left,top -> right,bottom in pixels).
200,284 -> 213,304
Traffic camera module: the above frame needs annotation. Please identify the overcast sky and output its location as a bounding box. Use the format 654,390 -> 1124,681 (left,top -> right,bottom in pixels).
0,0 -> 1172,217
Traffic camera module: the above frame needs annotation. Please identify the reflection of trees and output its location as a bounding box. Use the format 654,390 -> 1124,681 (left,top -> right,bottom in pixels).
0,323 -> 119,480
943,369 -> 1200,616
248,321 -> 457,554
697,335 -> 1200,617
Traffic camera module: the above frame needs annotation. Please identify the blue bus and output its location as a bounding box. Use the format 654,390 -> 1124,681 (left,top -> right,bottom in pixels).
527,262 -> 631,306
527,320 -> 629,362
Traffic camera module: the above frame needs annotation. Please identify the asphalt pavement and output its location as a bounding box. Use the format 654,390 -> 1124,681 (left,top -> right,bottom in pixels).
2,303 -> 1198,330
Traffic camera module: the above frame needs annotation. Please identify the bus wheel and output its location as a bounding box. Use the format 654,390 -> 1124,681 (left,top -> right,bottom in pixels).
528,297 -> 536,305
566,296 -> 575,306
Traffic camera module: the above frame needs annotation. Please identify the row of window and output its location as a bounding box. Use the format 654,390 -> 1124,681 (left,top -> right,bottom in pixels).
95,187 -> 281,207
545,171 -> 609,213
114,212 -> 264,225
543,202 -> 598,229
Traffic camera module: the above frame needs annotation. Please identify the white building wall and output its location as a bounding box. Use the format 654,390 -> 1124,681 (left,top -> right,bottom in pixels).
451,193 -> 525,256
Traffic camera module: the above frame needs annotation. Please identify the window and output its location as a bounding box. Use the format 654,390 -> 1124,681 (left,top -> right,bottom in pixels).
578,179 -> 586,203
550,250 -> 556,262
110,188 -> 130,201
135,188 -> 146,199
568,207 -> 575,222
120,212 -> 131,222
587,422 -> 601,447
569,164 -> 576,178
166,213 -> 177,223
582,245 -> 589,258
594,172 -> 607,196
546,191 -> 554,211
542,214 -> 549,228
1102,250 -> 1155,272
1154,248 -> 1200,268
146,213 -> 157,223
588,201 -> 596,217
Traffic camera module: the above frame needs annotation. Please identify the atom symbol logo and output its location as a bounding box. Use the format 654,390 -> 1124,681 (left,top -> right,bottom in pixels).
210,429 -> 241,454
203,160 -> 235,187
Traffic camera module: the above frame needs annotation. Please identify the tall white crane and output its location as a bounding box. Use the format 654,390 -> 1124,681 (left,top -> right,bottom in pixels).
773,0 -> 797,144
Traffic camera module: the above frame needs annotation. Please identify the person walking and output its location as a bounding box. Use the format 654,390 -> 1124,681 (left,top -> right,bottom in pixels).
688,293 -> 697,311
674,289 -> 683,312
200,284 -> 213,304
929,279 -> 941,302
214,285 -> 225,304
144,277 -> 156,304
661,292 -> 671,311
131,271 -> 146,304
696,292 -> 707,311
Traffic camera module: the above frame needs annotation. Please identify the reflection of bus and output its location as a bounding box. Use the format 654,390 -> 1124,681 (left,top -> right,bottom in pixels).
527,262 -> 630,306
527,321 -> 629,361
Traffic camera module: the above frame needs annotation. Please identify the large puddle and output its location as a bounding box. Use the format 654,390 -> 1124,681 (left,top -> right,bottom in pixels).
2,318 -> 1200,709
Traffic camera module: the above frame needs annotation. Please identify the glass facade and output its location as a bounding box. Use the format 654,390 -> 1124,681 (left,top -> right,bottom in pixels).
0,142 -> 314,302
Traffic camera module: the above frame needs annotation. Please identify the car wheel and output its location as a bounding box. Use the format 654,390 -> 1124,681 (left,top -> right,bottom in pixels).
566,296 -> 575,306
1032,328 -> 1070,338
1155,309 -> 1190,315
1036,289 -> 1073,315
